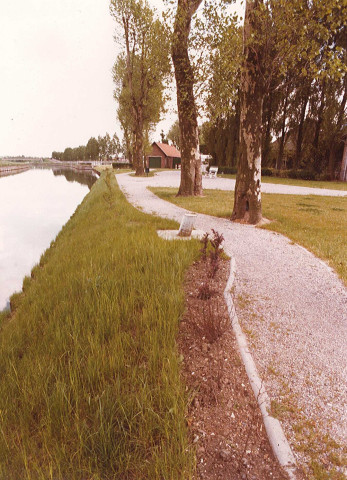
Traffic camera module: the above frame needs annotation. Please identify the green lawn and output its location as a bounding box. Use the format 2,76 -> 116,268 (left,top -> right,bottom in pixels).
151,187 -> 347,284
220,174 -> 347,191
0,172 -> 198,479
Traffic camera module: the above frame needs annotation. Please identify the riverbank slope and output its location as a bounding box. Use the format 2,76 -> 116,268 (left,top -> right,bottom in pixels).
0,171 -> 198,479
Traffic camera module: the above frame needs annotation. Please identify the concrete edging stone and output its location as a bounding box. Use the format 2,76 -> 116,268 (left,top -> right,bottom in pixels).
224,257 -> 298,480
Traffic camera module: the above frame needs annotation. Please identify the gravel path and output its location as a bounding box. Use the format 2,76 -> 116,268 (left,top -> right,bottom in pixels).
132,170 -> 347,196
116,171 -> 347,474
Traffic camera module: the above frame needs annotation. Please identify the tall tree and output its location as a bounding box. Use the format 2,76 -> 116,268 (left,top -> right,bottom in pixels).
111,0 -> 170,175
328,74 -> 347,179
198,3 -> 242,168
232,0 -> 346,223
275,81 -> 292,170
62,148 -> 73,163
86,137 -> 99,160
167,120 -> 181,149
231,0 -> 264,224
172,0 -> 203,196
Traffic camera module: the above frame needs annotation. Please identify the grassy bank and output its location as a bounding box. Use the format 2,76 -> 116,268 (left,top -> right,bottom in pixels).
0,172 -> 198,479
151,187 -> 347,284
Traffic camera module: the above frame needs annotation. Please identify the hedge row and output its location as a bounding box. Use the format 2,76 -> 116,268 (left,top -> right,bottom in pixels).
112,162 -> 133,169
209,165 -> 329,180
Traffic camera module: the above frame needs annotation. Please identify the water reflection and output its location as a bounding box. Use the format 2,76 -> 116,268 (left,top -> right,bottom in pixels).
0,167 -> 30,179
0,167 -> 97,310
52,167 -> 97,189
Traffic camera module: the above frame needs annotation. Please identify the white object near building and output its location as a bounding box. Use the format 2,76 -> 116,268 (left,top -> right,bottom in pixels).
209,166 -> 218,178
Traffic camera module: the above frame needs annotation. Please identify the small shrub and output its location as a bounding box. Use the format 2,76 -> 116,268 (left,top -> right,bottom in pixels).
217,166 -> 238,175
112,162 -> 133,169
210,229 -> 224,252
197,281 -> 215,300
316,173 -> 331,181
261,167 -> 273,177
195,301 -> 228,343
275,169 -> 291,178
208,229 -> 224,279
200,233 -> 209,261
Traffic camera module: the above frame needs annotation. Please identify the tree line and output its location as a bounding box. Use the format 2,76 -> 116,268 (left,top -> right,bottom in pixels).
52,133 -> 121,162
112,0 -> 346,224
199,1 -> 346,183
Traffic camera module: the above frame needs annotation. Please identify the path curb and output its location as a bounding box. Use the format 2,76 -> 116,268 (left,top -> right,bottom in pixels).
224,257 -> 298,480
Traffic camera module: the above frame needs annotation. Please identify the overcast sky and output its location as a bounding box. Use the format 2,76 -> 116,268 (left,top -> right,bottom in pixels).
0,0 -> 243,158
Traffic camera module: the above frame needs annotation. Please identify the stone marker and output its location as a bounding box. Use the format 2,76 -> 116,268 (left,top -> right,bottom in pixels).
178,214 -> 197,237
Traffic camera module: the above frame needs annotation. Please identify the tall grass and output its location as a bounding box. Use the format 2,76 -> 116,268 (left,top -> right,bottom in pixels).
0,172 -> 198,479
151,187 -> 347,284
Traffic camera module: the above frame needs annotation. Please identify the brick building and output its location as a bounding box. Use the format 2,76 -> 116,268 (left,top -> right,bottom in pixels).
146,142 -> 181,169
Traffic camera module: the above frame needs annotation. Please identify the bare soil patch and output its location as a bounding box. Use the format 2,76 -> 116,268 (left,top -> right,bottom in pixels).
178,257 -> 290,480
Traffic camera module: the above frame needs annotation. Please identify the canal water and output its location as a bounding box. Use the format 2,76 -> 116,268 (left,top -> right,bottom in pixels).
0,167 -> 97,311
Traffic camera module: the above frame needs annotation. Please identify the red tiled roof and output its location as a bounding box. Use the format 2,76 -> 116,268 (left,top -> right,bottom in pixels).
154,142 -> 181,158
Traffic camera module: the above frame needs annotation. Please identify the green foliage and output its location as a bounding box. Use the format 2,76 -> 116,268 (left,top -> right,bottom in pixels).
112,161 -> 133,169
52,132 -> 120,163
167,120 -> 181,150
197,0 -> 347,182
286,170 -> 317,180
261,168 -> 273,177
62,147 -> 73,162
201,115 -> 239,167
111,0 -> 171,173
85,137 -> 99,161
194,1 -> 242,119
0,172 -> 198,478
217,166 -> 238,175
98,133 -> 121,161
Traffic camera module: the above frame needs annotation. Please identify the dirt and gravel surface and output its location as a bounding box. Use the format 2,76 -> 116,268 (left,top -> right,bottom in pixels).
116,171 -> 347,479
179,257 -> 291,480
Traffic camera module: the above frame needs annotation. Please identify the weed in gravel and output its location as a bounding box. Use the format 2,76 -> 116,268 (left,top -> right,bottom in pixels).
267,364 -> 280,376
273,393 -> 346,478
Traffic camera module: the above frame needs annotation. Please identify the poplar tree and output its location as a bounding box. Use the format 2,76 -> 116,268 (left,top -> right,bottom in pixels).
111,0 -> 170,175
232,0 -> 346,224
172,0 -> 203,196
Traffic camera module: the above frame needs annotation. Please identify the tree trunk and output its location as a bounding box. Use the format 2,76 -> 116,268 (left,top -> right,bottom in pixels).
232,0 -> 264,225
294,85 -> 310,169
340,141 -> 347,182
231,96 -> 241,167
262,91 -> 273,167
312,80 -> 326,152
172,0 -> 203,196
123,14 -> 144,176
329,76 -> 346,179
133,122 -> 144,175
276,83 -> 290,170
